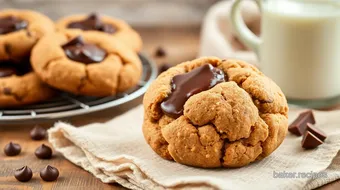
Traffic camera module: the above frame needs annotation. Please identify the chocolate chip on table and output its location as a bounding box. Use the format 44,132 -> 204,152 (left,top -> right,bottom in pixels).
35,144 -> 53,159
306,123 -> 327,142
62,36 -> 107,64
4,142 -> 21,156
40,165 -> 59,181
3,87 -> 12,95
14,166 -> 33,182
30,126 -> 47,140
301,131 -> 323,149
159,63 -> 171,73
161,64 -> 226,118
154,47 -> 166,57
288,110 -> 315,136
67,13 -> 116,34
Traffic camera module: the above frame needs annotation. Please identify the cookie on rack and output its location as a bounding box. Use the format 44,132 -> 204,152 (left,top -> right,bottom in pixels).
31,32 -> 142,97
143,57 -> 288,168
55,13 -> 142,52
0,60 -> 55,107
0,9 -> 54,62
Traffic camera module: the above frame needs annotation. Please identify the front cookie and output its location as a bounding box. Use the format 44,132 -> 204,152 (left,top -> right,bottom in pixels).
31,32 -> 142,97
0,61 -> 55,107
0,9 -> 54,62
56,13 -> 142,52
143,57 -> 288,168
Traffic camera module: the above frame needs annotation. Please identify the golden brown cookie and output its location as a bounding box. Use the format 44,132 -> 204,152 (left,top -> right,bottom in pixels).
143,57 -> 288,168
55,13 -> 142,52
0,61 -> 55,107
31,31 -> 142,97
0,9 -> 54,62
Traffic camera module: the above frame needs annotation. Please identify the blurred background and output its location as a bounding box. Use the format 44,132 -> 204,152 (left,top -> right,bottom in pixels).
1,0 -> 220,27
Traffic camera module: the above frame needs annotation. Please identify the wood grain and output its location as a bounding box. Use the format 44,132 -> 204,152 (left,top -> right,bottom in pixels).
0,27 -> 339,190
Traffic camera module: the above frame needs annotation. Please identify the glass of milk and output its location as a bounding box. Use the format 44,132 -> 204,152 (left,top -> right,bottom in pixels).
230,0 -> 340,108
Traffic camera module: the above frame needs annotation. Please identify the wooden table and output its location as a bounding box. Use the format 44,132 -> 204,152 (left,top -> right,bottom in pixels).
0,27 -> 339,190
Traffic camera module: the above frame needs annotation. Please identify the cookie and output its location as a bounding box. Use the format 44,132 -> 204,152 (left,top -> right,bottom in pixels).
143,57 -> 288,168
0,60 -> 55,107
31,32 -> 142,97
55,13 -> 142,52
0,9 -> 54,62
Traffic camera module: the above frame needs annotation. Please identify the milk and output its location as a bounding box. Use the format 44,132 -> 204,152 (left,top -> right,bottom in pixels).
261,0 -> 340,99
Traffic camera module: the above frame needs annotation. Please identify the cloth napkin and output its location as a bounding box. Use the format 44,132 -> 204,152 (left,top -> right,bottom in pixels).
49,105 -> 340,190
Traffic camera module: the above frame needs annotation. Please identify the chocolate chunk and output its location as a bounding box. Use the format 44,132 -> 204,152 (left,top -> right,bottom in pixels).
306,123 -> 327,142
0,67 -> 16,77
30,126 -> 47,140
0,60 -> 32,77
301,131 -> 323,149
288,110 -> 315,136
35,144 -> 52,159
0,16 -> 28,35
40,165 -> 59,181
4,142 -> 21,156
14,166 -> 33,182
161,64 -> 226,118
62,36 -> 107,64
159,63 -> 171,73
67,13 -> 116,34
155,47 -> 166,57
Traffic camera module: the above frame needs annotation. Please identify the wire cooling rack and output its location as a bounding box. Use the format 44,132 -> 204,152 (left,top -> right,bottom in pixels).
0,53 -> 158,124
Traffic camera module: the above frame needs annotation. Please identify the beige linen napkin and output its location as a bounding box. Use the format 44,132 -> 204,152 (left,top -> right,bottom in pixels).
49,105 -> 340,190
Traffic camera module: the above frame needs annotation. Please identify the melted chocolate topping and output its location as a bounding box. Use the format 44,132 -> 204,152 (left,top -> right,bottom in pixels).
67,13 -> 116,34
0,60 -> 31,78
0,16 -> 28,34
62,36 -> 107,64
161,64 -> 226,118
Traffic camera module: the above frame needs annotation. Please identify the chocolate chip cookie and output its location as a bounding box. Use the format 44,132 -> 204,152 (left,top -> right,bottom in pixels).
0,60 -> 55,107
143,57 -> 288,168
0,9 -> 54,62
56,13 -> 142,52
31,32 -> 142,97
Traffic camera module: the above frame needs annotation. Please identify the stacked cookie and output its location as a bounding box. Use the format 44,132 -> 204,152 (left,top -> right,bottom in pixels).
0,9 -> 143,107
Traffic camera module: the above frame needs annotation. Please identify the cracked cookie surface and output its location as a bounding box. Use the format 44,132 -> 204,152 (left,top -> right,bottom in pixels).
31,32 -> 142,97
0,72 -> 55,107
0,9 -> 54,62
142,57 -> 288,168
56,14 -> 142,52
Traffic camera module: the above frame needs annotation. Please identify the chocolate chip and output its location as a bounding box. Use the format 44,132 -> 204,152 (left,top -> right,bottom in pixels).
3,87 -> 11,95
0,16 -> 28,35
35,144 -> 53,159
67,13 -> 116,34
4,43 -> 11,55
301,131 -> 323,149
14,166 -> 33,182
30,126 -> 47,140
159,63 -> 171,73
288,110 -> 315,136
62,36 -> 107,64
154,47 -> 166,57
4,142 -> 21,156
161,64 -> 226,118
40,165 -> 59,181
306,123 -> 327,142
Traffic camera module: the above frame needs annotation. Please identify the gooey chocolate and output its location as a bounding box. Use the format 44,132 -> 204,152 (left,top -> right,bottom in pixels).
67,13 -> 116,34
0,61 -> 31,78
161,64 -> 226,118
0,16 -> 28,34
62,36 -> 107,64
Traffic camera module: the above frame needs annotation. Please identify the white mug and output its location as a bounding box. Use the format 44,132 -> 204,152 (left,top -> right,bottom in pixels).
231,0 -> 340,108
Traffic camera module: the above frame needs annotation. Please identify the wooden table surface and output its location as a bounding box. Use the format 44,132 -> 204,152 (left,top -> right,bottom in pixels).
0,27 -> 339,190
